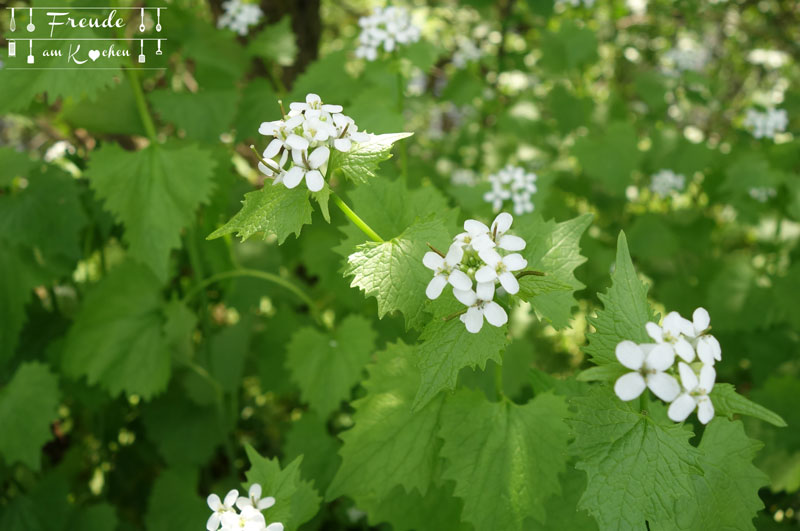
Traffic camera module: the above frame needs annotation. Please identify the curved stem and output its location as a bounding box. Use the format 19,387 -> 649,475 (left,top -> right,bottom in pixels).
330,190 -> 384,243
182,269 -> 322,324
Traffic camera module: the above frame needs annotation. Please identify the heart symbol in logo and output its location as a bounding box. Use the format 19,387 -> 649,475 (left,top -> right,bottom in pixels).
88,49 -> 100,62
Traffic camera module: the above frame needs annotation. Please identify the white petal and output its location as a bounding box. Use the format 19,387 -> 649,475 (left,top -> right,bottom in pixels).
452,288 -> 477,306
664,311 -> 694,337
475,265 -> 497,283
471,234 -> 495,252
502,253 -> 527,271
333,137 -> 352,152
306,93 -> 321,104
422,252 -> 444,271
285,134 -> 309,151
265,524 -> 284,531
308,146 -> 330,169
697,398 -> 715,424
464,307 -> 484,333
678,362 -> 698,391
291,148 -> 305,165
478,249 -> 502,268
647,372 -> 681,402
206,513 -> 221,531
426,275 -> 447,300
464,219 -> 489,235
284,115 -> 303,128
282,166 -> 305,189
697,336 -> 721,365
614,372 -> 646,401
258,161 -> 276,177
448,269 -> 472,291
235,496 -> 251,510
483,301 -> 508,327
615,341 -> 645,370
692,307 -> 710,335
223,489 -> 239,508
258,121 -> 278,136
492,212 -> 513,234
305,169 -> 324,192
498,271 -> 519,294
207,494 -> 222,511
674,338 -> 695,363
698,364 -> 716,392
498,234 -> 526,251
476,281 -> 495,301
322,103 -> 343,113
645,344 -> 675,371
258,496 -> 275,511
445,243 -> 464,266
263,139 -> 282,159
645,322 -> 664,343
668,393 -> 697,422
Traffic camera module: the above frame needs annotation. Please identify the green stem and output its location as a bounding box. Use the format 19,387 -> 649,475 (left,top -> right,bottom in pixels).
126,68 -> 157,140
639,391 -> 648,415
182,268 -> 322,325
330,190 -> 384,243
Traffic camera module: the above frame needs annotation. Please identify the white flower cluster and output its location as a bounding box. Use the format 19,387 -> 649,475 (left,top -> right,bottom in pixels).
355,6 -> 421,61
217,0 -> 263,36
649,169 -> 685,197
257,93 -> 371,192
663,38 -> 710,73
614,308 -> 722,424
452,38 -> 483,69
423,213 -> 528,334
748,186 -> 777,203
483,165 -> 538,216
743,108 -> 788,139
207,484 -> 283,531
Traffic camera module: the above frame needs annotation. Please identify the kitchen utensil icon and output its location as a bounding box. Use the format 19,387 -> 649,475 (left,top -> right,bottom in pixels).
138,39 -> 145,63
27,39 -> 34,63
26,8 -> 35,32
156,8 -> 162,32
139,8 -> 145,32
9,40 -> 16,57
155,39 -> 163,55
10,8 -> 16,32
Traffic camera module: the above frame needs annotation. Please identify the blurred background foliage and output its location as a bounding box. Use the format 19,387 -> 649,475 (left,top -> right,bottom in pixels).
0,0 -> 799,529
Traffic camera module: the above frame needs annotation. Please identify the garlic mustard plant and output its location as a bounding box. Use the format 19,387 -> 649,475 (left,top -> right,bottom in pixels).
483,165 -> 538,215
743,108 -> 788,139
355,6 -> 421,61
207,485 -> 283,531
217,0 -> 263,36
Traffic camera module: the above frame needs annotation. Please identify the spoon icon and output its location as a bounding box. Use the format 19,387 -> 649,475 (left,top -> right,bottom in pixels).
9,8 -> 15,32
27,8 -> 35,32
139,8 -> 145,32
156,8 -> 161,32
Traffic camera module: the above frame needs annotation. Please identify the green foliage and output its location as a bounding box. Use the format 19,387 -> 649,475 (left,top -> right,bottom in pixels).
573,122 -> 643,195
329,133 -> 414,184
440,389 -> 570,530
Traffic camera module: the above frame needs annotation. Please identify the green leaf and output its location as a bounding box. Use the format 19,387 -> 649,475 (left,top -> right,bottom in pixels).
547,84 -> 593,134
529,466 -> 598,531
145,469 -> 207,531
248,16 -> 298,66
68,504 -> 119,531
327,341 -> 446,501
575,364 -> 627,383
539,21 -> 598,72
234,79 -> 279,143
0,245 -> 38,366
570,387 -> 702,529
208,182 -> 313,243
283,412 -> 341,493
329,133 -> 413,184
62,261 -> 171,399
286,315 -> 377,416
0,147 -> 35,187
710,383 -> 787,427
0,362 -> 60,470
411,298 -> 510,410
243,446 -> 321,530
85,142 -> 216,280
439,389 -> 570,530
344,216 -> 451,330
655,419 -> 767,531
573,122 -> 642,195
516,214 -> 592,329
356,483 -> 469,531
584,231 -> 654,365
141,386 -> 223,465
149,88 -> 239,142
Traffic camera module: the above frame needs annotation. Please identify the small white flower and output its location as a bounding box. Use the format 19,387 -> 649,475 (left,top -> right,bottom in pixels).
483,165 -> 537,214
743,108 -> 788,139
282,146 -> 329,192
668,362 -> 716,424
475,249 -> 527,294
289,93 -> 344,116
218,0 -> 262,36
220,506 -> 267,531
645,311 -> 696,363
355,6 -> 421,61
748,186 -> 777,202
207,489 -> 239,531
423,243 -> 472,299
483,182 -> 511,212
649,169 -> 685,197
613,341 -> 681,402
453,288 -> 508,333
688,307 -> 722,366
236,484 -> 276,512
